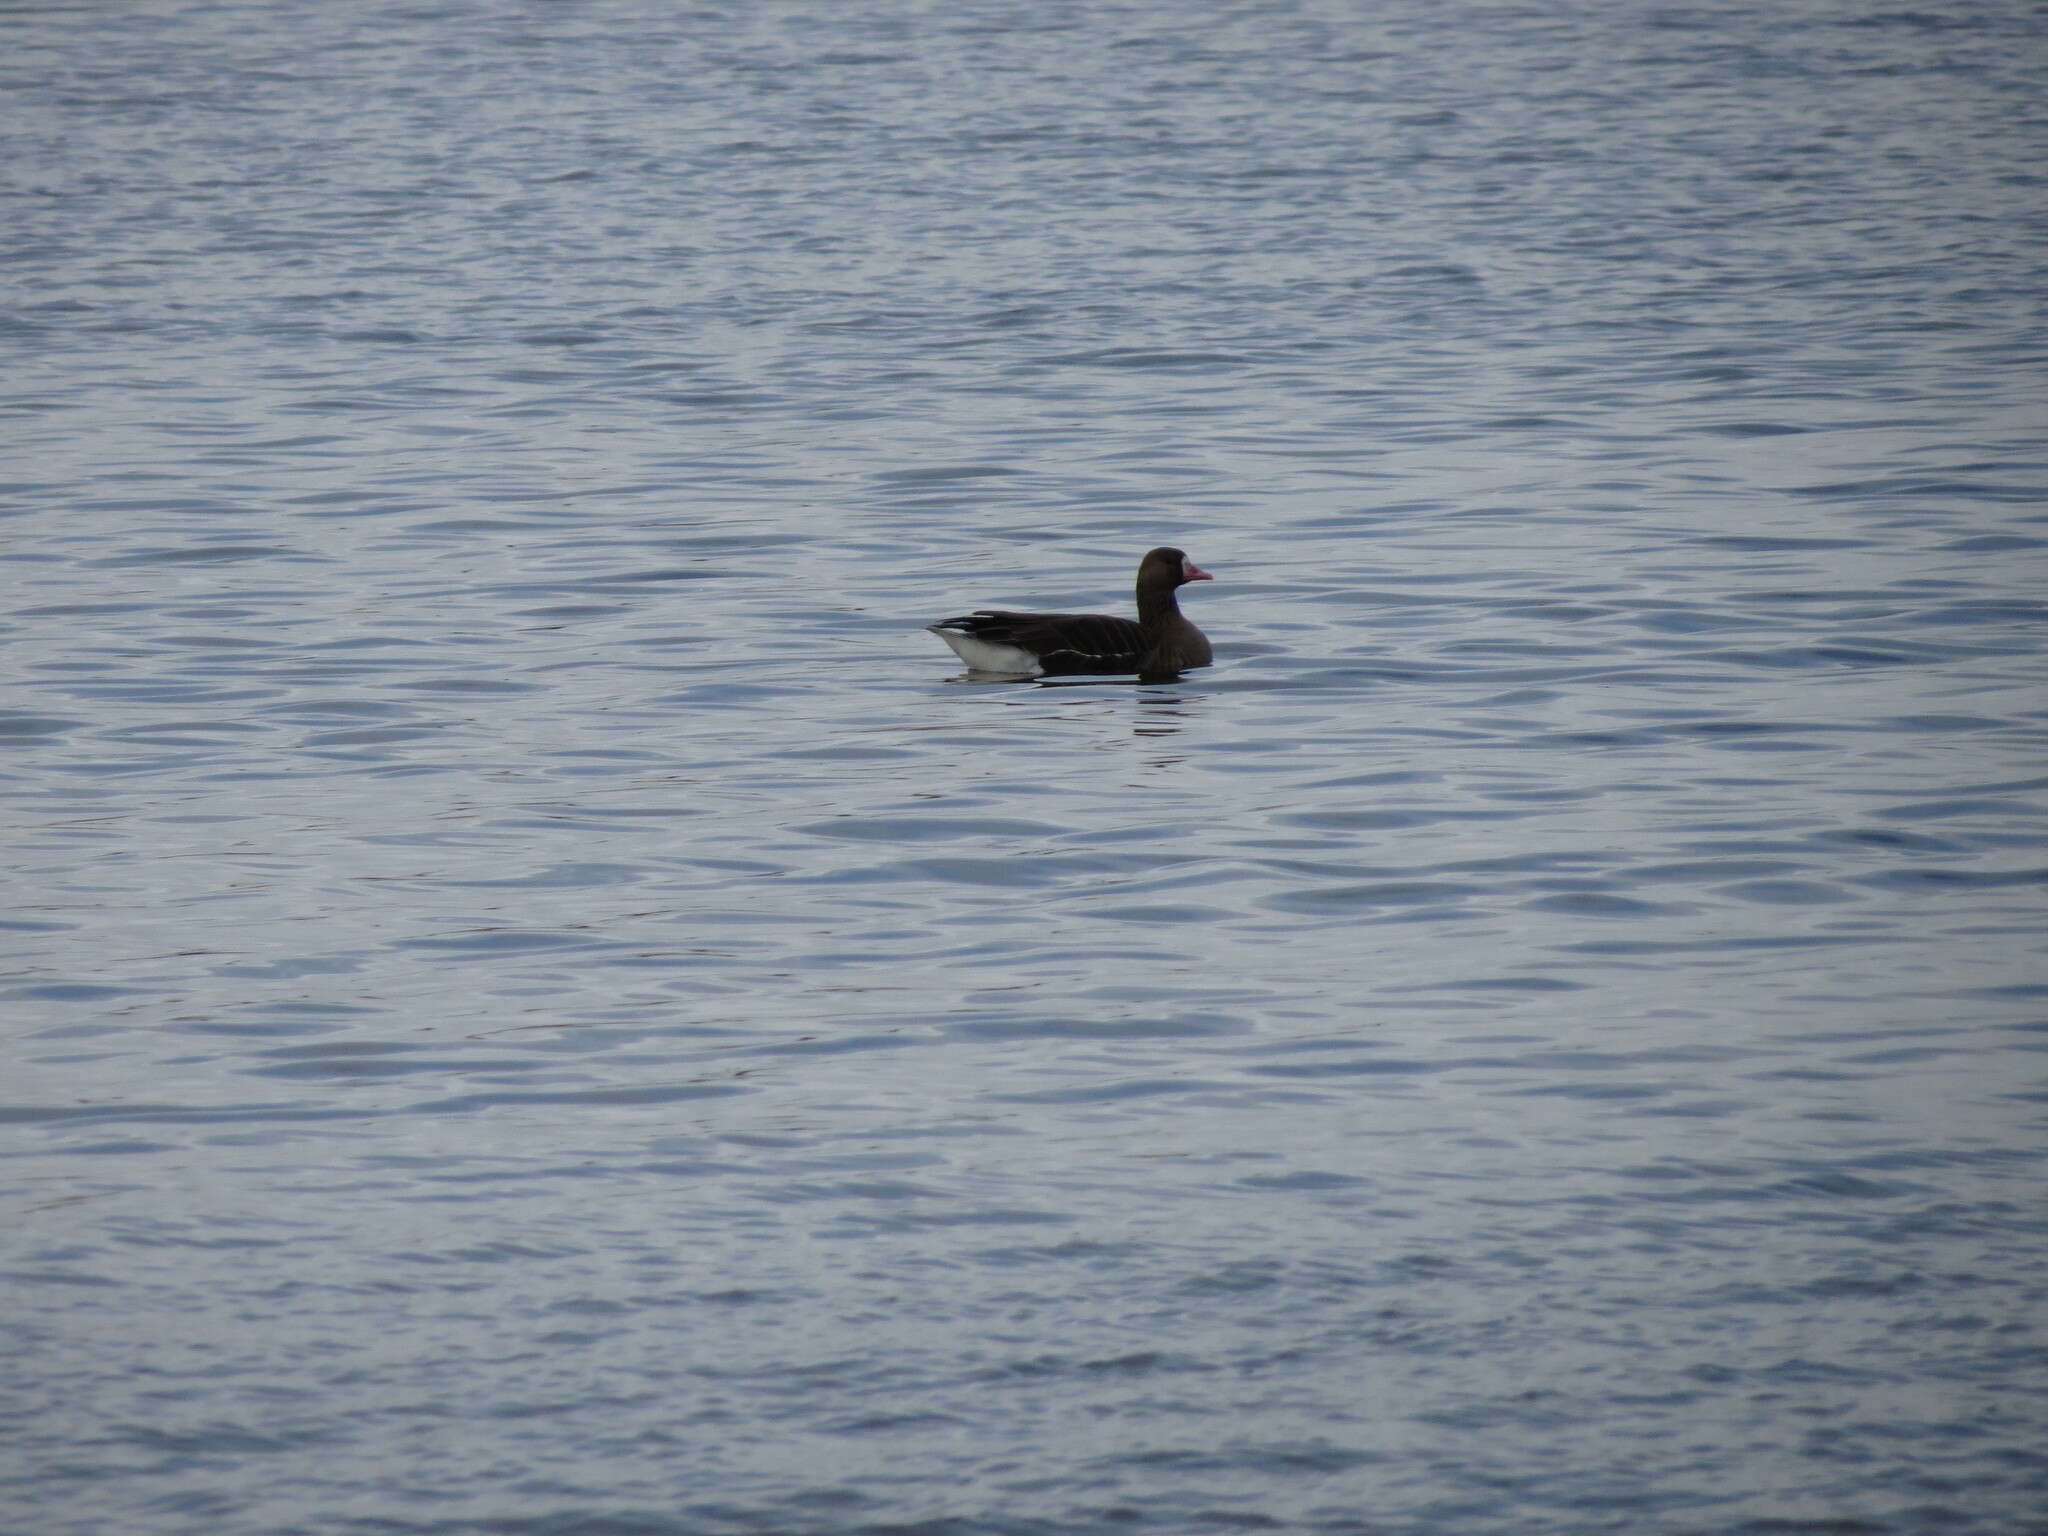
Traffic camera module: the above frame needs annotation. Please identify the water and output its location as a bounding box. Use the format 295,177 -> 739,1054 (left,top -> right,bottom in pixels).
5,1 -> 2047,1532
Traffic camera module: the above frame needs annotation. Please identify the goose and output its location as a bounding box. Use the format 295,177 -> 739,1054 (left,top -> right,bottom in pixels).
927,547 -> 1213,677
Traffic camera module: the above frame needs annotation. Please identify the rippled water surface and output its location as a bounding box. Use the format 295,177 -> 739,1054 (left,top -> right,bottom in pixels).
6,1 -> 2047,1532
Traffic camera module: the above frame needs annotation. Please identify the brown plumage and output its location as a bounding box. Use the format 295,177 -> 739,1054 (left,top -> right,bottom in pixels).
927,547 -> 1214,677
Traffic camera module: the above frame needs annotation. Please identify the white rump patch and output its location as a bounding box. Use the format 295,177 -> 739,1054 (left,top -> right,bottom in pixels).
927,626 -> 1042,676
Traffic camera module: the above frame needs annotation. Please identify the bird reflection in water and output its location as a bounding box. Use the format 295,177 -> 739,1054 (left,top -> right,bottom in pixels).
1134,699 -> 1190,739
